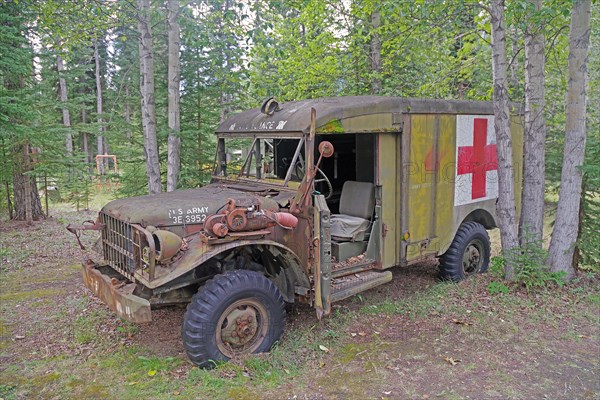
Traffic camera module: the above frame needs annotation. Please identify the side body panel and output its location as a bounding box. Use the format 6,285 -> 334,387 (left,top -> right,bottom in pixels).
400,113 -> 524,265
376,133 -> 399,268
402,114 -> 452,263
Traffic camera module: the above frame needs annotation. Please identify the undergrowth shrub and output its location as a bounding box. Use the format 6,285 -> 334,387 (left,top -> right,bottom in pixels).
490,235 -> 566,292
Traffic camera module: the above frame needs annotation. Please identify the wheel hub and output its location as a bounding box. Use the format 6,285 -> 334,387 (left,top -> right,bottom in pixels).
221,305 -> 258,348
463,243 -> 481,274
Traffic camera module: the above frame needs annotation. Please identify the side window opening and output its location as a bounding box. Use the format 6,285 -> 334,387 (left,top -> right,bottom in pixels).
316,133 -> 375,214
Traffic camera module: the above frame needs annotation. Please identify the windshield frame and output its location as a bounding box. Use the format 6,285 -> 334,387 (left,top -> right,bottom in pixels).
213,132 -> 306,188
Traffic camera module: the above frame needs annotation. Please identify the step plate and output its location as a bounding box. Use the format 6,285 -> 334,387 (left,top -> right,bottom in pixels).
330,270 -> 393,303
331,259 -> 375,279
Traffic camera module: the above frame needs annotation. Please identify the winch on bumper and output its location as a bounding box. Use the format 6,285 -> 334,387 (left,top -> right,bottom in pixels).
82,259 -> 152,323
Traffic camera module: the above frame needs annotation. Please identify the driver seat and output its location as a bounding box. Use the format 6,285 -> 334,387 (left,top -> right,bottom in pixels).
330,181 -> 375,242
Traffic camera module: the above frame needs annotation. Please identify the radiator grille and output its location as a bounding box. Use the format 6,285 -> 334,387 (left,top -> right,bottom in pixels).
99,212 -> 143,281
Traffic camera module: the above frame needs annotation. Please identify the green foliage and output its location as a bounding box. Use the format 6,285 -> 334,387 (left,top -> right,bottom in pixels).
489,255 -> 506,277
135,356 -> 180,374
501,240 -> 567,291
575,6 -> 600,271
61,161 -> 94,212
488,281 -> 510,295
0,0 -> 596,232
576,141 -> 600,271
115,157 -> 150,199
0,384 -> 17,400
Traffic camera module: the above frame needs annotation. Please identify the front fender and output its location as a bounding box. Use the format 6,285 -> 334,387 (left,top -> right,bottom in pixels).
144,238 -> 309,295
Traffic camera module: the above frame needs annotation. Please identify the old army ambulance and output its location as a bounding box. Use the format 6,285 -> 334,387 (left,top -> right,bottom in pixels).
70,96 -> 523,367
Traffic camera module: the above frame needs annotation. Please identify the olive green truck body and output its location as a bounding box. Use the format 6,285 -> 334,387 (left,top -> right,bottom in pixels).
71,96 -> 523,366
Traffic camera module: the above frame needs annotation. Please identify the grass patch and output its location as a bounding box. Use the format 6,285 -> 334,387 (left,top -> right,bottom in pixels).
1,196 -> 598,399
0,288 -> 64,302
360,282 -> 453,318
0,384 -> 17,400
0,247 -> 35,272
584,293 -> 600,308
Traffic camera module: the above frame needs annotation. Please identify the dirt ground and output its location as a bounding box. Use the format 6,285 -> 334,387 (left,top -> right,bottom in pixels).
0,207 -> 598,400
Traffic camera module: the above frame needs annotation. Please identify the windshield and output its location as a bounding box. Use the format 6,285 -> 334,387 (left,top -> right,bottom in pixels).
213,136 -> 305,185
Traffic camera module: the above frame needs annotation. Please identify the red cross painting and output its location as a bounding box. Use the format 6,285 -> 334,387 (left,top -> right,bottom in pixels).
454,115 -> 498,206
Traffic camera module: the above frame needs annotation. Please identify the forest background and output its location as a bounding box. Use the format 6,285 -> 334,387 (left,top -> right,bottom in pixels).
0,0 -> 598,271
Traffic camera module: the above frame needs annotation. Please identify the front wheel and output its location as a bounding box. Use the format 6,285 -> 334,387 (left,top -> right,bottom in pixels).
182,270 -> 286,368
439,222 -> 490,282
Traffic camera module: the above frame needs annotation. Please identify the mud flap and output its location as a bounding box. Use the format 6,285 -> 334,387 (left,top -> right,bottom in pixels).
82,261 -> 152,323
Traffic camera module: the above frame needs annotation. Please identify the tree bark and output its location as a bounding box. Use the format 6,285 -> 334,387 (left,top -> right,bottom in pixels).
198,99 -> 202,182
94,39 -> 105,173
547,0 -> 591,279
370,10 -> 382,95
490,0 -> 519,280
519,0 -> 547,246
166,0 -> 181,192
124,83 -> 132,141
12,143 -> 44,222
138,0 -> 162,194
196,46 -> 203,184
81,106 -> 90,164
56,53 -> 73,156
509,27 -> 519,90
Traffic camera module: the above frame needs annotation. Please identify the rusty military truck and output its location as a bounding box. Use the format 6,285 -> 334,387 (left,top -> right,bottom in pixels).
69,96 -> 523,367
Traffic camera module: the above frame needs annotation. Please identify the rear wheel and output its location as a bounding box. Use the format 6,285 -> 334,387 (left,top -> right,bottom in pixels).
182,270 -> 286,368
439,222 -> 490,282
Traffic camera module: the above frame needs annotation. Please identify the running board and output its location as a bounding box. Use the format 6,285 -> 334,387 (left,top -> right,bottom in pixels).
330,270 -> 393,303
332,260 -> 375,279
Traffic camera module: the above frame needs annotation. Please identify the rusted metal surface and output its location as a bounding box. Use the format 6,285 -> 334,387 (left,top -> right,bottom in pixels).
98,184 -> 284,238
152,230 -> 183,262
200,197 -> 298,242
315,195 -> 331,318
66,220 -> 105,249
82,259 -> 152,323
330,270 -> 392,303
97,215 -> 156,282
215,96 -> 522,135
290,108 -> 317,214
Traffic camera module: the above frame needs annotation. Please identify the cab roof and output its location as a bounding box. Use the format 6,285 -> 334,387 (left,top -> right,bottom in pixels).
215,96 -> 520,135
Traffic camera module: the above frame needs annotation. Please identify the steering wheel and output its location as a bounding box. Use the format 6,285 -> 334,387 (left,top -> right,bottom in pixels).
294,161 -> 333,200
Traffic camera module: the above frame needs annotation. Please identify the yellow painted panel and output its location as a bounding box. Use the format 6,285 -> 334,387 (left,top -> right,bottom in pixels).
435,115 -> 457,254
378,133 -> 397,268
407,115 -> 433,244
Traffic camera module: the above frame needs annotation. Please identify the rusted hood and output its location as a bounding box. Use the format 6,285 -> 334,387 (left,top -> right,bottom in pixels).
101,183 -> 285,228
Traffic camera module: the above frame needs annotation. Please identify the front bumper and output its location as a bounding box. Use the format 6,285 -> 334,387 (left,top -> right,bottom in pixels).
82,260 -> 152,323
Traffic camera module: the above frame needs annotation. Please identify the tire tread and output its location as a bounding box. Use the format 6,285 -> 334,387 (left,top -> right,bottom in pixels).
439,222 -> 490,282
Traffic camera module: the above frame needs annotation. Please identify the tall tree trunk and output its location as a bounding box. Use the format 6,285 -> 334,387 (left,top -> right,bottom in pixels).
220,93 -> 231,123
94,39 -> 105,173
124,83 -> 132,141
22,143 -> 32,222
166,0 -> 181,192
198,100 -> 202,182
13,143 -> 44,222
509,27 -> 519,90
196,47 -> 203,184
490,0 -> 519,280
81,106 -> 90,164
138,0 -> 162,194
370,10 -> 382,95
519,0 -> 547,246
56,53 -> 73,156
547,0 -> 591,279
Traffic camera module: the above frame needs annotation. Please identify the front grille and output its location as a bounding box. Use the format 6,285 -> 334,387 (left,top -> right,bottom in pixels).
100,212 -> 146,281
